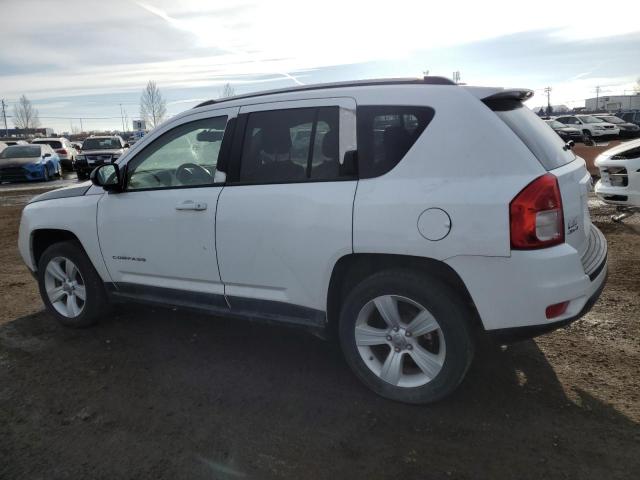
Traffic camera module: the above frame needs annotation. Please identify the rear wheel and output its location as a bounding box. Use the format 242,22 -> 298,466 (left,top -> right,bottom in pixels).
43,167 -> 50,182
339,269 -> 474,404
37,241 -> 108,327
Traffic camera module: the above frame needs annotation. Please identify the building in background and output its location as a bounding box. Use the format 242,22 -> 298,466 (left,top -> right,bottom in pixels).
585,94 -> 640,112
1,127 -> 54,138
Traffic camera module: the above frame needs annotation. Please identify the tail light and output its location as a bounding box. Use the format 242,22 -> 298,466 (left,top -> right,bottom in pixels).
510,173 -> 564,249
56,148 -> 68,155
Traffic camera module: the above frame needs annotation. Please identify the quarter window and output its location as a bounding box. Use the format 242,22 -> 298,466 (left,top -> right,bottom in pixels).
238,107 -> 342,183
126,116 -> 227,191
357,106 -> 434,178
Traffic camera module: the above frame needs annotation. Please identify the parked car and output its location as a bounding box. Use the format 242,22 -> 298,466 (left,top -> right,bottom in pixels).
555,115 -> 619,139
31,137 -> 77,171
544,119 -> 583,142
594,138 -> 640,219
75,135 -> 129,180
3,140 -> 29,146
18,78 -> 607,404
71,141 -> 83,152
615,110 -> 640,128
593,114 -> 640,138
0,144 -> 61,182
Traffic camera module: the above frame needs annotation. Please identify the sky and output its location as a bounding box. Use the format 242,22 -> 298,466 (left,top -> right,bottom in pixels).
1,0 -> 639,133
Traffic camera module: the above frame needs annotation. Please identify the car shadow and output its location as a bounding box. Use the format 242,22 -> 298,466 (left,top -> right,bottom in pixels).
1,307 -> 638,480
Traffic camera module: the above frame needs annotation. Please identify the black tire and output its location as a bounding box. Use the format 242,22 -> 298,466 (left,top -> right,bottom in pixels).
43,167 -> 50,182
339,269 -> 475,404
37,240 -> 108,328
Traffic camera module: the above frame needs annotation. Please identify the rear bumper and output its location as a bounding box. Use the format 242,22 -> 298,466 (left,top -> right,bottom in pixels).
488,265 -> 607,343
446,225 -> 608,334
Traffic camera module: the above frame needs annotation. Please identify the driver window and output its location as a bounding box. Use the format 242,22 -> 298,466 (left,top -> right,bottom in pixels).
126,116 -> 228,191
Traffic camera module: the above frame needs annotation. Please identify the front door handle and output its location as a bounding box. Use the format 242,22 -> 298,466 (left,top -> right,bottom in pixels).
176,200 -> 207,211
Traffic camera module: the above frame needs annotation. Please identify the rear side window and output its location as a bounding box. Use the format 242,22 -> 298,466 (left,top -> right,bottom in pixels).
490,103 -> 575,170
238,106 -> 343,183
357,106 -> 434,178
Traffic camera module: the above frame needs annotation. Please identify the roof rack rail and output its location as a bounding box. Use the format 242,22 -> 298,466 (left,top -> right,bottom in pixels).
193,76 -> 456,109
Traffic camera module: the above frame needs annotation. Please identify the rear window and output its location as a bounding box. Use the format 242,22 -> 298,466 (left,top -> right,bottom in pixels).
357,106 -> 435,178
489,102 -> 575,170
33,140 -> 62,149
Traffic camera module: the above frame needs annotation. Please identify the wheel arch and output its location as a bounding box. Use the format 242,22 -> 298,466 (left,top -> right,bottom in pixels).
31,229 -> 85,270
326,253 -> 482,336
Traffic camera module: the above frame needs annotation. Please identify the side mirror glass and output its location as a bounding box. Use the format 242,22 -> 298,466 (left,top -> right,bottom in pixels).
91,163 -> 122,191
123,143 -> 130,148
43,153 -> 51,158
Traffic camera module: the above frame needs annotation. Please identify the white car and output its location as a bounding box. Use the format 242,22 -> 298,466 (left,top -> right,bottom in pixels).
555,115 -> 620,139
18,78 -> 608,404
31,137 -> 77,171
594,138 -> 640,216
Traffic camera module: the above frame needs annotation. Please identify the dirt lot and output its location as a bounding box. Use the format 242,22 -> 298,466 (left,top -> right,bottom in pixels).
1,189 -> 639,479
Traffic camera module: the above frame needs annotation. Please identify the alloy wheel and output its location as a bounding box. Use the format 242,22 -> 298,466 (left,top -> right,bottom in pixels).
44,256 -> 86,318
354,295 -> 446,388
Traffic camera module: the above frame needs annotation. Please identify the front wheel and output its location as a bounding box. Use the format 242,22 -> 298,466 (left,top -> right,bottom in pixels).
37,241 -> 108,327
43,167 -> 50,182
339,270 -> 474,404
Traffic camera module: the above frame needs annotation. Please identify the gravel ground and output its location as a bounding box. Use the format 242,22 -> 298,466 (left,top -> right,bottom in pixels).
0,190 -> 638,480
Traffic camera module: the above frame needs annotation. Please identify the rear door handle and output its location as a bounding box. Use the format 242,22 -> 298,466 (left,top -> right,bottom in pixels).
176,200 -> 207,211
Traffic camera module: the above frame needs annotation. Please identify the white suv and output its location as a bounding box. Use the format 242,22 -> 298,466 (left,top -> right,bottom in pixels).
31,137 -> 78,171
555,115 -> 620,139
18,78 -> 608,404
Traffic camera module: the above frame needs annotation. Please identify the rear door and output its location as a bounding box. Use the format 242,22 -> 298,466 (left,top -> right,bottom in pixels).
216,97 -> 357,319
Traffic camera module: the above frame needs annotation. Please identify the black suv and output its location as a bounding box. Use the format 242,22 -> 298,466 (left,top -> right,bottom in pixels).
75,136 -> 129,180
617,111 -> 640,128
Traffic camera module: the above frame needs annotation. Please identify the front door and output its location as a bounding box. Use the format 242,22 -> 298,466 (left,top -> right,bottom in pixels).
97,107 -> 237,305
215,98 -> 357,322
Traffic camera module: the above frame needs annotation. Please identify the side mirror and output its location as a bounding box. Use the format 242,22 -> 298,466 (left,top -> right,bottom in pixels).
43,153 -> 51,158
340,150 -> 358,176
123,143 -> 130,148
91,163 -> 122,192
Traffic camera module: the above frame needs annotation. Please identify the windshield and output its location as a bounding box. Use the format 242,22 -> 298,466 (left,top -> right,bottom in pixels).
596,116 -> 623,124
0,145 -> 41,159
546,120 -> 566,128
82,138 -> 122,150
32,140 -> 62,148
579,116 -> 604,124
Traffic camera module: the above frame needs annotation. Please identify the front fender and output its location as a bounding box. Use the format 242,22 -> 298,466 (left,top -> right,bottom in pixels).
19,194 -> 112,283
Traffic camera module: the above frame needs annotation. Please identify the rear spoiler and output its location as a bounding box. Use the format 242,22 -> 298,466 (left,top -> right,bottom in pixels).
482,89 -> 534,111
